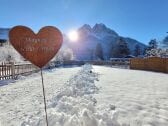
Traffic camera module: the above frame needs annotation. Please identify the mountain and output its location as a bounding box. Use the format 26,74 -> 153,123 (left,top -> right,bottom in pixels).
123,37 -> 147,54
65,23 -> 147,60
0,28 -> 10,40
0,25 -> 147,60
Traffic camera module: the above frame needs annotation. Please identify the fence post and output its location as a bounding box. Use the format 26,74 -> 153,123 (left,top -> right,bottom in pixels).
11,62 -> 15,79
166,58 -> 168,73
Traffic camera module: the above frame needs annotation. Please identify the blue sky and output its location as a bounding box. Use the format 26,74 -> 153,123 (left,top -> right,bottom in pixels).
1,0 -> 168,44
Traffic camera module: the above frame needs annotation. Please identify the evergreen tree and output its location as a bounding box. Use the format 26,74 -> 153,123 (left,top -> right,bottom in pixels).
109,43 -> 115,58
162,36 -> 168,48
88,49 -> 94,60
95,43 -> 104,60
148,39 -> 158,50
134,44 -> 141,57
145,39 -> 158,56
114,37 -> 130,58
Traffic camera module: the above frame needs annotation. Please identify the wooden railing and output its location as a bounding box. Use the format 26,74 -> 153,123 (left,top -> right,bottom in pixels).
0,62 -> 39,80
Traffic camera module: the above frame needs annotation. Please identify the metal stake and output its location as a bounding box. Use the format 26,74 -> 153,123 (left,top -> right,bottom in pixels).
40,69 -> 49,126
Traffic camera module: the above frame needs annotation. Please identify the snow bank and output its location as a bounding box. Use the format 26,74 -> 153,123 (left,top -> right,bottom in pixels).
21,64 -> 120,126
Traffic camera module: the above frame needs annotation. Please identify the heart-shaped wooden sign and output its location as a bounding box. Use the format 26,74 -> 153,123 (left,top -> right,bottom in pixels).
9,26 -> 63,68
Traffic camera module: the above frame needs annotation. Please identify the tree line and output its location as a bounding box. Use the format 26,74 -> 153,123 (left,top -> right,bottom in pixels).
95,37 -> 141,60
95,37 -> 168,60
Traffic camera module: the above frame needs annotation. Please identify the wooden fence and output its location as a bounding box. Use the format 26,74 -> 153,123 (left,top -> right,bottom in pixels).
0,62 -> 39,80
0,60 -> 130,81
130,57 -> 168,73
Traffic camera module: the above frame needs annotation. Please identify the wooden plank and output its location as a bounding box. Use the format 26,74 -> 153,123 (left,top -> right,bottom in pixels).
4,64 -> 6,79
0,63 -> 2,80
11,62 -> 15,79
6,65 -> 8,79
0,64 -> 2,78
130,57 -> 168,73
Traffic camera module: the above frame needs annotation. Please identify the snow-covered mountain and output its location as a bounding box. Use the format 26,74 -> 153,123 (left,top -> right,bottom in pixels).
65,23 -> 147,60
0,28 -> 10,40
0,24 -> 147,60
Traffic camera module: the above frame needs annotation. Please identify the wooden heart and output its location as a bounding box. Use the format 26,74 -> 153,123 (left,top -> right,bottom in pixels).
9,26 -> 63,68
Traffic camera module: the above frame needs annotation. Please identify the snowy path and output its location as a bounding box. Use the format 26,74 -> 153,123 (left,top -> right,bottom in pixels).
20,64 -> 119,126
0,67 -> 80,126
93,66 -> 168,126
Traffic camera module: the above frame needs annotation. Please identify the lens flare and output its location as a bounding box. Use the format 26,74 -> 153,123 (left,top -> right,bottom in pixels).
68,30 -> 79,42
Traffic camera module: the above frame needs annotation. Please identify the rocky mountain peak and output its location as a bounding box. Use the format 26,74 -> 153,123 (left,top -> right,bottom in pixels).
78,24 -> 92,34
92,23 -> 107,32
92,23 -> 118,36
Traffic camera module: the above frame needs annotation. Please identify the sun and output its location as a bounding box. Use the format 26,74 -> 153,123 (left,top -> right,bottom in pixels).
68,30 -> 79,42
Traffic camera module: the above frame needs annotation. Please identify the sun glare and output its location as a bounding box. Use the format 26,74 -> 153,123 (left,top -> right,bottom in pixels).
68,30 -> 79,42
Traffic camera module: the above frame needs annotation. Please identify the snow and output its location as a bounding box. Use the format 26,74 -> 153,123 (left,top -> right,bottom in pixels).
0,67 -> 80,125
145,48 -> 168,58
93,66 -> 168,126
0,65 -> 168,126
20,64 -> 119,126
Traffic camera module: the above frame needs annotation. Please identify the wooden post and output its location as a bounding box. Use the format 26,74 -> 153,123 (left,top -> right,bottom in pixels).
4,64 -> 6,79
166,58 -> 168,73
2,62 -> 4,80
11,62 -> 15,79
0,63 -> 1,80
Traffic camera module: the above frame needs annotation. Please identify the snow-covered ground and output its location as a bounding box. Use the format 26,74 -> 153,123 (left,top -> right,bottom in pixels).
0,67 -> 80,125
93,66 -> 168,126
0,65 -> 168,126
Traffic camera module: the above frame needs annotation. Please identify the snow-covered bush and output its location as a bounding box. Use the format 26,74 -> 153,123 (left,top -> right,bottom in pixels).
0,44 -> 23,62
54,48 -> 75,61
0,44 -> 74,64
145,48 -> 168,58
